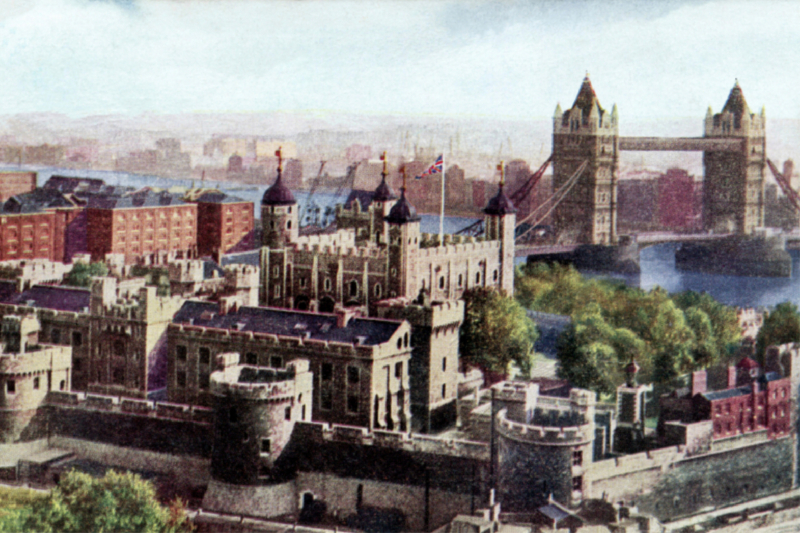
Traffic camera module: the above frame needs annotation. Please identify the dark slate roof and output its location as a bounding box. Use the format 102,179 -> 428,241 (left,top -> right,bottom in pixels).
0,285 -> 91,313
760,371 -> 783,383
202,259 -> 226,280
373,174 -> 397,202
87,189 -> 189,210
261,170 -> 296,206
3,188 -> 77,214
702,385 -> 752,401
194,191 -> 246,204
483,184 -> 517,215
385,189 -> 420,224
0,280 -> 17,302
221,250 -> 260,267
344,189 -> 375,211
172,301 -> 402,346
44,176 -> 107,194
538,503 -> 572,522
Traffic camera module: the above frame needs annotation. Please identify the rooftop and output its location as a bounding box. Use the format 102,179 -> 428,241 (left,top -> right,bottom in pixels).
87,189 -> 190,210
0,284 -> 91,313
172,301 -> 403,346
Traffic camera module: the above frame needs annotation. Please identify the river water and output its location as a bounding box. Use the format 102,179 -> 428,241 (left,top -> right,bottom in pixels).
13,166 -> 800,309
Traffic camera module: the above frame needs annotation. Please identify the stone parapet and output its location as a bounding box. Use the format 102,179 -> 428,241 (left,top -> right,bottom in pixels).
496,408 -> 594,446
44,391 -> 213,424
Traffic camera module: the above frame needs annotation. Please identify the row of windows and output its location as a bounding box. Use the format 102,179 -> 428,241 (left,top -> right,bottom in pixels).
176,345 -> 284,369
5,377 -> 66,394
49,328 -> 83,347
115,210 -> 195,223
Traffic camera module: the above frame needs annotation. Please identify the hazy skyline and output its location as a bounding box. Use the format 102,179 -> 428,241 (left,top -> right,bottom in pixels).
2,0 -> 800,123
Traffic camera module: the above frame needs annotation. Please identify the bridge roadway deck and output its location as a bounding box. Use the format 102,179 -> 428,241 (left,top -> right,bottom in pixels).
618,136 -> 743,152
515,232 -> 733,257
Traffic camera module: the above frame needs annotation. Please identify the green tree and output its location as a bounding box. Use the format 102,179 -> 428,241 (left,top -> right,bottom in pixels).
64,262 -> 109,288
756,302 -> 800,358
21,469 -> 193,533
460,287 -> 538,377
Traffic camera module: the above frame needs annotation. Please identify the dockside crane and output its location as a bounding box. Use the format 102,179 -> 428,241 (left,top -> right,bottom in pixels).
767,159 -> 800,213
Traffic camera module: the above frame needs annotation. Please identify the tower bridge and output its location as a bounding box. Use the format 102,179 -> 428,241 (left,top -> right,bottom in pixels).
507,76 -> 792,276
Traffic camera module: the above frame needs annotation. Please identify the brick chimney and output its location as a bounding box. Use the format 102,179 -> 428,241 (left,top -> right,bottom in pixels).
690,370 -> 707,396
727,366 -> 737,389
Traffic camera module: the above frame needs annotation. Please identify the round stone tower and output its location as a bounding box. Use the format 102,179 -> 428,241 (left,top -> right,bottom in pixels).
209,356 -> 312,485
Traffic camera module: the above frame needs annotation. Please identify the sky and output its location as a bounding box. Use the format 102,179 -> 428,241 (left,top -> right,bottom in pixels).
2,0 -> 800,121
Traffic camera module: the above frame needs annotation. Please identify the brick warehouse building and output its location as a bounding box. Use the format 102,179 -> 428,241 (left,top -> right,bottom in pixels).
86,189 -> 198,264
187,190 -> 254,261
0,187 -> 84,263
0,171 -> 36,202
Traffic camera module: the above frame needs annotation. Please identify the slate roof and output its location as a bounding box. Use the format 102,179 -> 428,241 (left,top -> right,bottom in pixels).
87,190 -> 189,210
0,285 -> 91,313
44,176 -> 107,194
3,188 -> 77,214
172,300 -> 402,347
221,250 -> 260,267
702,385 -> 752,401
344,189 -> 376,211
193,191 -> 246,204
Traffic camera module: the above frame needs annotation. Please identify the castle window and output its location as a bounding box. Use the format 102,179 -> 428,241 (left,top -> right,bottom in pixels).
347,366 -> 360,385
322,363 -> 333,381
199,347 -> 211,365
374,284 -> 382,298
390,268 -> 397,277
349,280 -> 358,297
72,331 -> 82,347
273,266 -> 280,278
285,406 -> 292,420
287,220 -> 292,230
176,345 -> 187,362
33,377 -> 40,390
458,274 -> 463,288
50,328 -> 61,344
475,272 -> 481,284
572,476 -> 583,492
5,380 -> 15,394
324,278 -> 332,291
246,352 -> 257,365
442,357 -> 447,371
493,269 -> 498,281
439,276 -> 445,290
113,340 -> 125,357
177,371 -> 186,388
199,373 -> 210,389
347,393 -> 360,414
270,356 -> 283,368
395,362 -> 402,379
261,438 -> 271,454
113,368 -> 124,385
300,277 -> 307,289
572,450 -> 583,466
321,389 -> 333,410
60,380 -> 66,391
397,338 -> 402,349
442,384 -> 446,398
273,284 -> 281,298
302,405 -> 307,420
270,221 -> 275,229
404,332 -> 409,348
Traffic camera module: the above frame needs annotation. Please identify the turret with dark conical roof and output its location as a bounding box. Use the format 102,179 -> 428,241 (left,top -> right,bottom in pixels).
373,151 -> 397,203
261,149 -> 296,207
385,168 -> 420,225
260,146 -> 298,297
484,162 -> 517,294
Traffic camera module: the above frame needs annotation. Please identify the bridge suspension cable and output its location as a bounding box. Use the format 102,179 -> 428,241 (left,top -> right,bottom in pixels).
515,160 -> 588,242
767,159 -> 800,213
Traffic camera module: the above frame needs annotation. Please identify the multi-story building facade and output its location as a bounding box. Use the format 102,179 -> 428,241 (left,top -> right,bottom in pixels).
189,191 -> 254,260
168,301 -> 412,432
0,171 -> 36,202
86,189 -> 198,265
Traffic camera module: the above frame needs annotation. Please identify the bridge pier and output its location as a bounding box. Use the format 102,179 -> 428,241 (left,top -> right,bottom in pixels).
675,233 -> 792,277
526,237 -> 640,274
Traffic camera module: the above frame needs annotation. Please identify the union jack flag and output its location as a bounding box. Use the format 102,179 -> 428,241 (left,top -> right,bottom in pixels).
416,155 -> 443,179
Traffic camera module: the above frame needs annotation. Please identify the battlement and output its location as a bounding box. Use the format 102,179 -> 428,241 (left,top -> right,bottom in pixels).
374,298 -> 464,328
45,390 -> 213,424
294,229 -> 355,249
293,242 -> 384,260
496,408 -> 594,445
210,361 -> 310,401
0,344 -> 71,374
295,421 -> 489,460
417,239 -> 501,259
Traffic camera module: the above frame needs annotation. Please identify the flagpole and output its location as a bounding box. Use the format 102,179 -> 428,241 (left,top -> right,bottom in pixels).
439,153 -> 445,244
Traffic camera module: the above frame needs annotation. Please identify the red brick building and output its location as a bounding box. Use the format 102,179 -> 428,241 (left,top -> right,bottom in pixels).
0,171 -> 36,202
86,190 -> 197,264
660,357 -> 792,441
0,188 -> 83,262
190,191 -> 254,260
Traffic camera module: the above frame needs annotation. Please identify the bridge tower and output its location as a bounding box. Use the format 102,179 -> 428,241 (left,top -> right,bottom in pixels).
552,75 -> 619,245
703,81 -> 766,235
